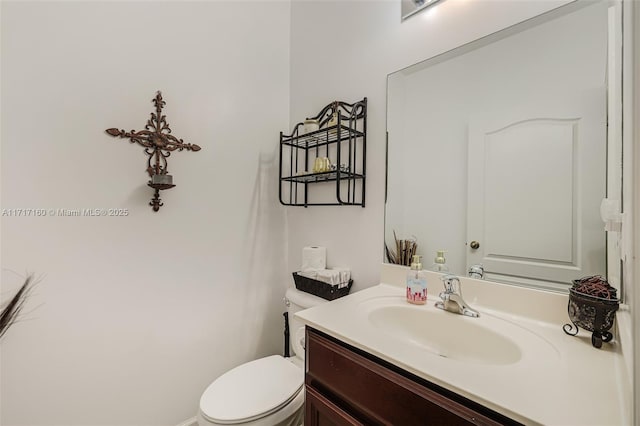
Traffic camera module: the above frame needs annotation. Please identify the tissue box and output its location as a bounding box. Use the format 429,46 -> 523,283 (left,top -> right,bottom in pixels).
292,272 -> 353,301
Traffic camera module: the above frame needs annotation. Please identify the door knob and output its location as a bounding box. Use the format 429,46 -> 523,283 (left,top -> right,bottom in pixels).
470,241 -> 480,250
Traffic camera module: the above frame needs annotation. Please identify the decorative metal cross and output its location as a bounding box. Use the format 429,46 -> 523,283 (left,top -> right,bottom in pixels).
105,91 -> 201,212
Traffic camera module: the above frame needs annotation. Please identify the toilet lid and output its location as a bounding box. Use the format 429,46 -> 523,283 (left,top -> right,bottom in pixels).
200,355 -> 303,425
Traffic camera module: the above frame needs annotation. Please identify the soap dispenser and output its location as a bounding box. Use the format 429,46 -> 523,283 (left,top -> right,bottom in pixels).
431,250 -> 450,273
406,255 -> 427,305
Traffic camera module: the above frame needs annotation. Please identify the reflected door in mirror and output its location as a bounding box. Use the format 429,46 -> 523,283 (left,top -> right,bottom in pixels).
467,104 -> 605,287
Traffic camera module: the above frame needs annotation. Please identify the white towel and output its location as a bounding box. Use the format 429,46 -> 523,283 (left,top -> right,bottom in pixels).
332,267 -> 351,285
314,268 -> 351,288
316,269 -> 341,285
298,270 -> 318,280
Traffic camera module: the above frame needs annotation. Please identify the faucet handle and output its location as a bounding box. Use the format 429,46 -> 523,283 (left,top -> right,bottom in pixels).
468,264 -> 484,279
440,274 -> 460,293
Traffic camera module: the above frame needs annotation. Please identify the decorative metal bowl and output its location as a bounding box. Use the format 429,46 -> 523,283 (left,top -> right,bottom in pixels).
563,287 -> 619,348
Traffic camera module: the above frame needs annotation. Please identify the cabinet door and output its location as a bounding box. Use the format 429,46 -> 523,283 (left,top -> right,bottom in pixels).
305,386 -> 363,426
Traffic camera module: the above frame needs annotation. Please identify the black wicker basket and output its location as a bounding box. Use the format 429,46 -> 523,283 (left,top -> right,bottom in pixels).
292,272 -> 353,301
563,287 -> 619,348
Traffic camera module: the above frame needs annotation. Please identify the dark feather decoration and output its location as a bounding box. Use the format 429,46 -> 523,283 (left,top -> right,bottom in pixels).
0,275 -> 35,339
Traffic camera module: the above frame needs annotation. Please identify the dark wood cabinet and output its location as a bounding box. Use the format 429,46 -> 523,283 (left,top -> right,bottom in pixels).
305,327 -> 521,426
305,386 -> 363,426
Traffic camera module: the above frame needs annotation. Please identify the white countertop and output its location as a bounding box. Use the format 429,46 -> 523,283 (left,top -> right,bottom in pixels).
295,266 -> 629,425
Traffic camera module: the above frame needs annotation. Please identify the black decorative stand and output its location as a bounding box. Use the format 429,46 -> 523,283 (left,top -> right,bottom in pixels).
563,288 -> 619,348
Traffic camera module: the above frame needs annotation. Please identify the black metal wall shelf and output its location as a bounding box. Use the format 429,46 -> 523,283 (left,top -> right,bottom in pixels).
282,170 -> 365,184
281,126 -> 365,149
279,98 -> 367,207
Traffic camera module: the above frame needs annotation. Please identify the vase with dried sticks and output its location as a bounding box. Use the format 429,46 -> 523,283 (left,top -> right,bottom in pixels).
385,231 -> 418,266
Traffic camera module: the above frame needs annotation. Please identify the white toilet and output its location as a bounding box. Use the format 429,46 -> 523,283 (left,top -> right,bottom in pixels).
197,288 -> 327,426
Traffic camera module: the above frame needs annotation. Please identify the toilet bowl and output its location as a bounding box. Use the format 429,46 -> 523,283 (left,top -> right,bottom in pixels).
197,288 -> 326,426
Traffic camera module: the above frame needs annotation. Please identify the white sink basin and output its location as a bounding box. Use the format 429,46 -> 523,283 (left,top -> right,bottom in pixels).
360,297 -> 557,366
368,304 -> 520,365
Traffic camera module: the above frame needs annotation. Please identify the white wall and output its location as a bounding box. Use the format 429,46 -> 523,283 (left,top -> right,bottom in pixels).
0,1 -> 290,425
288,0 -> 571,291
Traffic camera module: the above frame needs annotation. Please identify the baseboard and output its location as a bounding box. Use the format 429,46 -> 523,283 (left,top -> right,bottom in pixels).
175,416 -> 197,426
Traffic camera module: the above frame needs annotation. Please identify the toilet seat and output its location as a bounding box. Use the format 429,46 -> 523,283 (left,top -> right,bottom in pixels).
200,355 -> 303,425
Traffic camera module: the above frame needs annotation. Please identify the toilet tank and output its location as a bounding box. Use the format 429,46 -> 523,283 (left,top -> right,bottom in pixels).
285,288 -> 327,358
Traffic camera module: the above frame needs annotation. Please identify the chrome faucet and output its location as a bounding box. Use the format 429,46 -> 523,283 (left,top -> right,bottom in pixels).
434,275 -> 480,318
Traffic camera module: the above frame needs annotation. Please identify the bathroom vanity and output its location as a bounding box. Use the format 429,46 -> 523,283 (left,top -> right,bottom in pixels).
305,327 -> 519,425
296,265 -> 630,426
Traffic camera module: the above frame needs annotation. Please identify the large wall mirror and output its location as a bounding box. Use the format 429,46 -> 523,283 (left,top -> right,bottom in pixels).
385,0 -> 623,293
